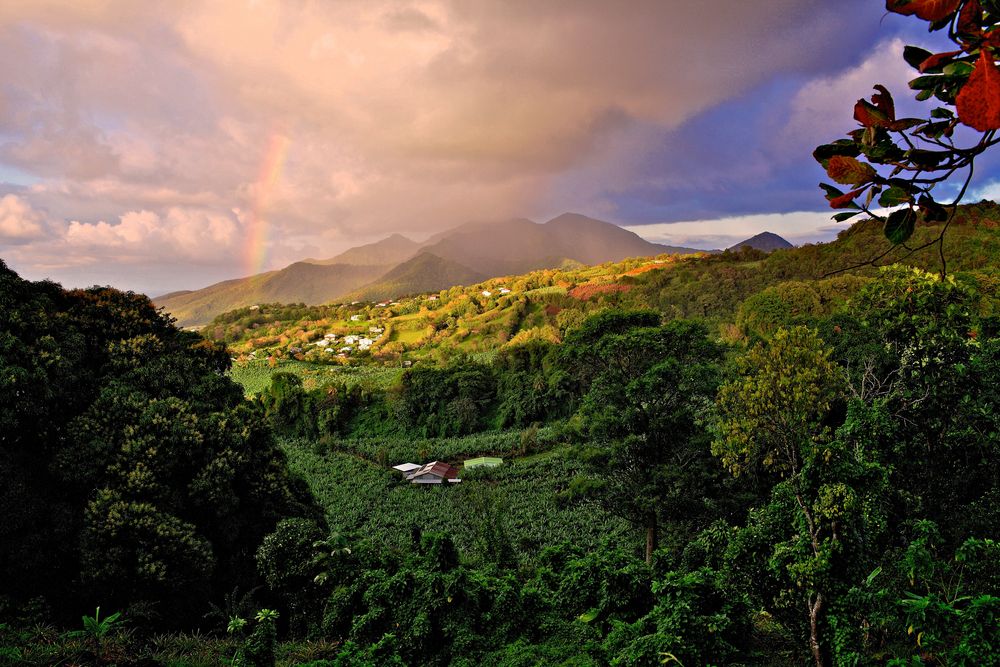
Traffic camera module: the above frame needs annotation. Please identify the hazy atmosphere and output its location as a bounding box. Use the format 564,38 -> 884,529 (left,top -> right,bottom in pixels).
2,0 -> 993,294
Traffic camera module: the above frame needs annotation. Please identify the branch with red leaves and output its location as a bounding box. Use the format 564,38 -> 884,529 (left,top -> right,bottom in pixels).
814,0 -> 1000,273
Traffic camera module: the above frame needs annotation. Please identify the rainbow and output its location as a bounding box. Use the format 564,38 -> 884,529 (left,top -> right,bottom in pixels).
244,131 -> 290,276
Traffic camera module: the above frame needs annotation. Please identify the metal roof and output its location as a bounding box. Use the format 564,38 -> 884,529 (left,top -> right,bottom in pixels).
405,460 -> 459,480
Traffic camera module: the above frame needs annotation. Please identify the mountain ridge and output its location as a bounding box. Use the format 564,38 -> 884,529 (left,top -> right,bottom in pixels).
155,213 -> 710,326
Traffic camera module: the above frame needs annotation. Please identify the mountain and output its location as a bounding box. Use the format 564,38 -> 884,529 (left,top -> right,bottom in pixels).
156,213 -> 705,326
544,213 -> 702,262
419,218 -> 572,277
347,214 -> 704,301
156,262 -> 388,327
417,213 -> 701,276
728,231 -> 793,252
348,252 -> 487,301
305,233 -> 423,266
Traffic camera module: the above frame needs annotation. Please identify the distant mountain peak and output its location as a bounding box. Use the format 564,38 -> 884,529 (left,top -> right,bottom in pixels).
728,231 -> 793,252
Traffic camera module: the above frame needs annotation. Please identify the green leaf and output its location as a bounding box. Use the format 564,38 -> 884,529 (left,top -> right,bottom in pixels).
812,141 -> 860,166
942,61 -> 974,77
577,608 -> 600,623
885,208 -> 916,244
832,211 -> 862,222
879,186 -> 912,207
909,75 -> 942,90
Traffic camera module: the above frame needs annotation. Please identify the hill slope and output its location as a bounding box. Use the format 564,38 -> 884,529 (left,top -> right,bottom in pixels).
348,252 -> 487,301
305,233 -> 423,266
156,262 -> 388,327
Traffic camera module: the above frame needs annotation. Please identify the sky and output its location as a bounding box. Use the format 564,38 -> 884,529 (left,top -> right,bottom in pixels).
1,0 -> 998,295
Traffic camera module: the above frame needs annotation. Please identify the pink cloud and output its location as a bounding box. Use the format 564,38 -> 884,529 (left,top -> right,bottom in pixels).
65,208 -> 240,263
0,194 -> 47,242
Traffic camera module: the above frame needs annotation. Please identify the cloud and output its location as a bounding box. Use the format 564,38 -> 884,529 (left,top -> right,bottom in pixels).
970,179 -> 1000,202
0,194 -> 47,242
0,0 -> 918,292
65,208 -> 241,263
782,39 -> 918,150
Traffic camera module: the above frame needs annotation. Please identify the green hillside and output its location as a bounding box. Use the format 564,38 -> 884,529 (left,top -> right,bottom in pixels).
207,203 -> 1000,397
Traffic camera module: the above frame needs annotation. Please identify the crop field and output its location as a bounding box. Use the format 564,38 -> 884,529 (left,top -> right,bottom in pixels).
280,436 -> 633,561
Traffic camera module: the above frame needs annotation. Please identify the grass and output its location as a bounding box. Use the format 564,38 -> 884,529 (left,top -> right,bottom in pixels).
229,359 -> 403,395
392,327 -> 427,344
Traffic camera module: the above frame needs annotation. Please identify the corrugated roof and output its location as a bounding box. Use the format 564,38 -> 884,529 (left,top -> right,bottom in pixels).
406,460 -> 459,480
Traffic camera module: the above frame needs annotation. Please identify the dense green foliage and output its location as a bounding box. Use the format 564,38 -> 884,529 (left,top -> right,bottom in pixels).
0,260 -> 320,631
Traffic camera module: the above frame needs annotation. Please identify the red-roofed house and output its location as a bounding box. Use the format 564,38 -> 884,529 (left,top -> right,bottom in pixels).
406,461 -> 461,484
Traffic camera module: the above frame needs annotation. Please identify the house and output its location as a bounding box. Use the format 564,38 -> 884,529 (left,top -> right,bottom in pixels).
427,295 -> 439,301
464,456 -> 503,470
369,326 -> 384,334
344,335 -> 359,345
324,333 -> 338,339
358,337 -> 374,350
499,288 -> 511,295
314,339 -> 330,347
339,346 -> 352,353
249,304 -> 260,311
392,462 -> 421,475
405,461 -> 461,484
481,290 -> 492,297
350,314 -> 362,321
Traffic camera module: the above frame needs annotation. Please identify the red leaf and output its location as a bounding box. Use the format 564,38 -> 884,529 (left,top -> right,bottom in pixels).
918,50 -> 963,72
957,0 -> 982,36
886,0 -> 961,22
854,99 -> 889,128
957,49 -> 1000,131
871,84 -> 896,119
829,188 -> 865,209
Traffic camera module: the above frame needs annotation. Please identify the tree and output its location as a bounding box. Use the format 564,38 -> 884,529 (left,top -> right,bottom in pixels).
0,261 -> 321,627
714,327 -> 846,666
573,317 -> 726,564
815,1 -> 1000,273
